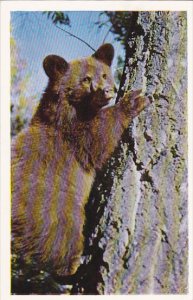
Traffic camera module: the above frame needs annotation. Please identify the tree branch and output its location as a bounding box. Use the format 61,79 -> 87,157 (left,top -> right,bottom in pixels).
55,25 -> 96,52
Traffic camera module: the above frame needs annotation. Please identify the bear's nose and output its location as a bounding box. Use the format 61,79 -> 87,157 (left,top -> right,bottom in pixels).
104,88 -> 109,96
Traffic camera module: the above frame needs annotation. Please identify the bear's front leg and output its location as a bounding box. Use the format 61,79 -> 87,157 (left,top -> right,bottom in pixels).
88,90 -> 151,170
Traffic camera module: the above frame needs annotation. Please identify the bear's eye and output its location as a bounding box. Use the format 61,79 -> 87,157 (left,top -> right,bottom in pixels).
102,74 -> 107,80
83,76 -> 91,83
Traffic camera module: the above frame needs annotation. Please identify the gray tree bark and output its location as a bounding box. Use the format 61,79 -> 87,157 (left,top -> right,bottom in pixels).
72,11 -> 187,294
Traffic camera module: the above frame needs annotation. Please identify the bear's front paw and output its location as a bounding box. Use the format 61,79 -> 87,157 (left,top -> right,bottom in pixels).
122,89 -> 152,117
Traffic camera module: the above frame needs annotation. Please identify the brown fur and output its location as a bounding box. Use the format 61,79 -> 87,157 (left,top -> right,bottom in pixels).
11,44 -> 151,276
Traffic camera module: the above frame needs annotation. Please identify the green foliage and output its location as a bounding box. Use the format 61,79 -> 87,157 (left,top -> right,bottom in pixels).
97,12 -> 144,49
43,11 -> 70,26
103,12 -> 134,43
96,12 -> 132,44
11,29 -> 36,137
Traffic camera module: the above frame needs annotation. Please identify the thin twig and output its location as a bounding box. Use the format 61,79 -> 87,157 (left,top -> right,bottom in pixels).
55,25 -> 96,52
102,25 -> 113,44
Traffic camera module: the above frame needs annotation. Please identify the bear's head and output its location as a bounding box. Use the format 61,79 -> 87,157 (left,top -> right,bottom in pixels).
38,44 -> 116,122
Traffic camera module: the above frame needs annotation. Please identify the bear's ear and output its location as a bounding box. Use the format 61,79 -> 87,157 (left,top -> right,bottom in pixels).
43,55 -> 68,79
92,44 -> 114,66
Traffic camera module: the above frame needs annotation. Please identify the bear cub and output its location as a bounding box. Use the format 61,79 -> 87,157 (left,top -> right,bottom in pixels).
12,44 -> 151,276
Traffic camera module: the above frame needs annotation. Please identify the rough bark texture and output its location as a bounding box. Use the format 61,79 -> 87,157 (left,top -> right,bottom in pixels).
69,11 -> 187,295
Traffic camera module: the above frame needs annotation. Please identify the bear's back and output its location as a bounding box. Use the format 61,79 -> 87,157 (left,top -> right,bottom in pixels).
11,124 -> 94,275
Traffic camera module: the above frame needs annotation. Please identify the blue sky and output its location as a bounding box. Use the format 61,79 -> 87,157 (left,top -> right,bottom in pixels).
11,12 -> 124,99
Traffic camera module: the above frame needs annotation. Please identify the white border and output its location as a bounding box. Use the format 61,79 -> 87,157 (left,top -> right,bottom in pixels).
0,2 -> 11,299
0,0 -> 193,11
0,1 -> 193,300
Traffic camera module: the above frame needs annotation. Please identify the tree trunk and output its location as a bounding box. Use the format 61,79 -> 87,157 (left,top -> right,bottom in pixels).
71,11 -> 187,295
